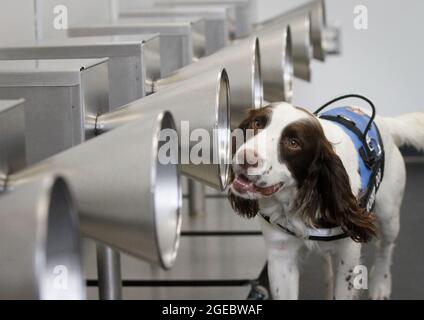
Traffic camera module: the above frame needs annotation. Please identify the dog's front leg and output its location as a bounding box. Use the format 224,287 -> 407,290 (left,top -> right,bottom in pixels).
330,239 -> 362,300
267,244 -> 301,300
262,221 -> 303,300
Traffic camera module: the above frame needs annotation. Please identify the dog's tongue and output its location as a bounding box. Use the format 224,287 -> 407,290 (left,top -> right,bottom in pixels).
259,184 -> 281,196
232,175 -> 256,193
233,175 -> 282,196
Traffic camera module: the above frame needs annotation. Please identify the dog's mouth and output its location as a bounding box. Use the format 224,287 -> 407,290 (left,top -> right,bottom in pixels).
232,174 -> 283,197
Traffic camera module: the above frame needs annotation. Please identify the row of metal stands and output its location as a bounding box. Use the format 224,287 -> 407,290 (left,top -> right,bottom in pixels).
0,0 -> 340,299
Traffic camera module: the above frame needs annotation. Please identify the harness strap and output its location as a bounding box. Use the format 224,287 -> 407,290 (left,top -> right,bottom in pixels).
320,114 -> 377,168
259,213 -> 349,242
320,112 -> 385,211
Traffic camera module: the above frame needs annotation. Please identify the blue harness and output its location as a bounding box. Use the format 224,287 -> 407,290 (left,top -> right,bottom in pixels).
320,106 -> 385,212
260,105 -> 385,241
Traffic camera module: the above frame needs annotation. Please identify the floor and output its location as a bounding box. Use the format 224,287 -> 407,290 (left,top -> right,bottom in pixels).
85,161 -> 424,300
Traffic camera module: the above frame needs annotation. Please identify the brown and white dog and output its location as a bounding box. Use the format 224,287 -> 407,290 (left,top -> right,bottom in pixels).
228,102 -> 424,300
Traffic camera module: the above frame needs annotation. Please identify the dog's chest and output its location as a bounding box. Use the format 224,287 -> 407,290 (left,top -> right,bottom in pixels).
259,201 -> 348,243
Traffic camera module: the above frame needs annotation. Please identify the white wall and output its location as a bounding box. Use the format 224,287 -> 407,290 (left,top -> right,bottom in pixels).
256,0 -> 424,116
40,0 -> 114,39
0,0 -> 35,44
0,0 -> 422,115
0,0 -> 116,43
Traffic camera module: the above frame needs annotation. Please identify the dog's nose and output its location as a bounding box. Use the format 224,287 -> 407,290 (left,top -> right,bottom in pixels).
237,149 -> 260,171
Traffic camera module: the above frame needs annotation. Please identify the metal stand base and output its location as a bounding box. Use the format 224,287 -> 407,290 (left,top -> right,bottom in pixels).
188,179 -> 206,216
96,245 -> 122,300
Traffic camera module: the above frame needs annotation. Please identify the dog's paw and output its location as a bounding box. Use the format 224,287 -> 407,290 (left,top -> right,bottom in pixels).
369,267 -> 392,300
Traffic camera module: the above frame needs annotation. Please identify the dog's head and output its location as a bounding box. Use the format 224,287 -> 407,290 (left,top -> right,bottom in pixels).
228,102 -> 376,242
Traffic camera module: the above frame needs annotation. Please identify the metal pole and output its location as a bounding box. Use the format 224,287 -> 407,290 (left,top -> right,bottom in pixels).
33,0 -> 43,68
188,179 -> 206,216
33,0 -> 43,43
109,0 -> 119,24
98,0 -> 123,300
96,245 -> 123,300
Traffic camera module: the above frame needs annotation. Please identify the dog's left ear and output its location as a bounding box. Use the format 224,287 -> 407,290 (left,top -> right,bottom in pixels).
296,129 -> 377,243
228,189 -> 259,219
227,112 -> 259,218
227,165 -> 259,218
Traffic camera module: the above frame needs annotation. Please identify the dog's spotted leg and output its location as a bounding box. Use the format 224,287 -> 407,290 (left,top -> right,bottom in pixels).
330,239 -> 362,300
369,210 -> 400,300
261,220 -> 303,300
323,253 -> 335,300
267,244 -> 302,300
369,144 -> 405,300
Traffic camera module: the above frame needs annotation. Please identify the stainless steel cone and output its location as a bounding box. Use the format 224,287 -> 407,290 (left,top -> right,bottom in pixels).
254,25 -> 294,102
97,67 -> 231,191
0,175 -> 84,299
8,111 -> 182,269
257,0 -> 326,62
156,37 -> 262,127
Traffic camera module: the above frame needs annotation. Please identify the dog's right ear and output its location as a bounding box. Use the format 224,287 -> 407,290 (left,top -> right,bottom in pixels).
294,119 -> 377,242
228,188 -> 259,219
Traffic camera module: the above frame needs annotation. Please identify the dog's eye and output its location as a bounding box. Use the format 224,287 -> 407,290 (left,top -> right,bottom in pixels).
285,138 -> 301,150
251,117 -> 265,130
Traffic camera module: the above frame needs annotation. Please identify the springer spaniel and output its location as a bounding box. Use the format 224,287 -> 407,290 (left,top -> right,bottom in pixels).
228,102 -> 424,300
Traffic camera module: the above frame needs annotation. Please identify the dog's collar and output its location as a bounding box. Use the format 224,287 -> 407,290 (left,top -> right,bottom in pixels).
258,212 -> 349,242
